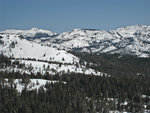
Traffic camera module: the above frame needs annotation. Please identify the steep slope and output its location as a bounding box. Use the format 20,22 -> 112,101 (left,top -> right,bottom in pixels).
39,25 -> 150,57
0,34 -> 104,76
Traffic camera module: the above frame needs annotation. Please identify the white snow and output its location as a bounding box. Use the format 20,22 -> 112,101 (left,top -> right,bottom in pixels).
5,79 -> 65,92
0,59 -> 105,76
0,34 -> 79,64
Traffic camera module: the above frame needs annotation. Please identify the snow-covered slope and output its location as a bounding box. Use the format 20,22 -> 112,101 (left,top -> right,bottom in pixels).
4,79 -> 65,92
38,25 -> 150,57
0,34 -> 104,76
0,28 -> 57,40
0,34 -> 78,63
0,59 -> 103,76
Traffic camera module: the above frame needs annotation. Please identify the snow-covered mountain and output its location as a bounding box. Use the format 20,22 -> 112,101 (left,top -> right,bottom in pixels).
1,25 -> 150,59
0,28 -> 57,40
0,34 -> 104,76
36,25 -> 150,57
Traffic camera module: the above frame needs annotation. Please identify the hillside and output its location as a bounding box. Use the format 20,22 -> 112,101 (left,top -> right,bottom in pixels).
0,34 -> 103,75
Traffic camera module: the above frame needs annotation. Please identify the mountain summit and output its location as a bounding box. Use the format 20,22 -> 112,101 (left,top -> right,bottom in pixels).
0,28 -> 57,40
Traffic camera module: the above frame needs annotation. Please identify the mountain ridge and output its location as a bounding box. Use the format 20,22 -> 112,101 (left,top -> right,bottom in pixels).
44,25 -> 150,57
1,25 -> 150,57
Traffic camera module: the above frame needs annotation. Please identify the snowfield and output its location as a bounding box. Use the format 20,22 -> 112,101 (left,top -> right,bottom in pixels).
0,34 -> 78,64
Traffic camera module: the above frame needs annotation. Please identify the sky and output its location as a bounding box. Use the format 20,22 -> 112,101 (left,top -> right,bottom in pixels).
0,0 -> 150,33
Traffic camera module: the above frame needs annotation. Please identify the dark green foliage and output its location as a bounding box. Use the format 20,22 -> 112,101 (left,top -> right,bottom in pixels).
0,55 -> 11,68
69,52 -> 150,76
0,72 -> 150,113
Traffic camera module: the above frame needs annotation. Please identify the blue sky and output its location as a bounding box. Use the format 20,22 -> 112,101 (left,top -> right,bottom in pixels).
0,0 -> 150,33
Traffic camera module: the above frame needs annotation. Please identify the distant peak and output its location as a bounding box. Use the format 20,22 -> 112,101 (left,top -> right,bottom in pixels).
31,28 -> 40,31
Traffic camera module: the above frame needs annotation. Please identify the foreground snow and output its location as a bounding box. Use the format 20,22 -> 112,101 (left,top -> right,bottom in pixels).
0,59 -> 105,76
5,79 -> 65,92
